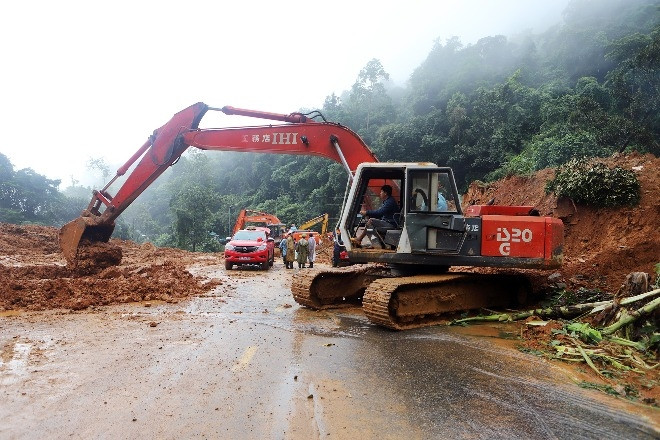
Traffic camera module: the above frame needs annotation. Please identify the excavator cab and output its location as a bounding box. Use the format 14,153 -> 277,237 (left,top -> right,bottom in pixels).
343,164 -> 461,254
404,167 -> 466,254
345,164 -> 404,250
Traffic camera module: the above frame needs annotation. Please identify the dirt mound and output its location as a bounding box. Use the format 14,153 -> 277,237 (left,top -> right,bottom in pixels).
72,241 -> 123,275
463,152 -> 660,294
0,224 -> 222,311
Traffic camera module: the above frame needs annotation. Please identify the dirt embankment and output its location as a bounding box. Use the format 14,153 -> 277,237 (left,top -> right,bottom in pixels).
0,152 -> 658,312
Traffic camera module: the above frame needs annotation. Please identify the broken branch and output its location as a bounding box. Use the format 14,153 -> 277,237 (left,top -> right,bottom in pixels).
601,296 -> 660,335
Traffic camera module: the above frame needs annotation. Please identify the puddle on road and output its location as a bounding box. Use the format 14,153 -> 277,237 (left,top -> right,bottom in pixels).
0,342 -> 32,385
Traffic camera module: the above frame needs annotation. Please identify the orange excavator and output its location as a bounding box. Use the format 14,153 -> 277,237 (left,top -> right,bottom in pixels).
231,209 -> 286,244
60,102 -> 563,329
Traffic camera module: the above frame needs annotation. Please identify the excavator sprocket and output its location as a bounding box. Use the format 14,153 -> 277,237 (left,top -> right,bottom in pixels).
363,273 -> 530,330
291,264 -> 385,309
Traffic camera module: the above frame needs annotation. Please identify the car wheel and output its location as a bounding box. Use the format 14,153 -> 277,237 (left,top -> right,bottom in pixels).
225,261 -> 233,270
269,253 -> 274,266
261,260 -> 269,270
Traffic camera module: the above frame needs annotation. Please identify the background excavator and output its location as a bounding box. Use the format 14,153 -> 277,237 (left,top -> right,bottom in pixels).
299,213 -> 329,235
231,209 -> 286,244
290,213 -> 329,245
60,102 -> 563,329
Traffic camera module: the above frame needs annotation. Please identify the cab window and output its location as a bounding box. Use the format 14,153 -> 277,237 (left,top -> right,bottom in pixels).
409,171 -> 458,213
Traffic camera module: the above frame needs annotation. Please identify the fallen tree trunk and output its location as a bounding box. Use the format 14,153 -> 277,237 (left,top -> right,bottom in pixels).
451,303 -> 602,324
601,296 -> 660,335
451,288 -> 660,325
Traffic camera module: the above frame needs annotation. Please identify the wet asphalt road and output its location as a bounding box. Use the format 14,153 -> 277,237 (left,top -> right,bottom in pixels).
1,263 -> 658,439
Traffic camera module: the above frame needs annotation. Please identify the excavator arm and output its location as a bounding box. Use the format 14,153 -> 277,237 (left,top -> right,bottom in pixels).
59,102 -> 378,264
299,213 -> 329,235
231,209 -> 284,236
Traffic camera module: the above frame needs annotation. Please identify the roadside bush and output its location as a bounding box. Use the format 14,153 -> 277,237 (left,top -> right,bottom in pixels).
545,158 -> 641,207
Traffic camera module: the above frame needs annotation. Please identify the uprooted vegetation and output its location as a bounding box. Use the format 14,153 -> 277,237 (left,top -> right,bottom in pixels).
545,157 -> 642,207
453,271 -> 659,406
459,153 -> 660,407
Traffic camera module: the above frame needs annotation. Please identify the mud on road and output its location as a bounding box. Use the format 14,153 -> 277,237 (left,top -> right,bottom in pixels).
0,226 -> 224,311
2,263 -> 659,439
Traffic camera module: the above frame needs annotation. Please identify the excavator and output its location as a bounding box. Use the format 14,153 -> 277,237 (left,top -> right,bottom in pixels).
290,213 -> 329,245
298,213 -> 329,236
59,102 -> 563,329
231,208 -> 286,244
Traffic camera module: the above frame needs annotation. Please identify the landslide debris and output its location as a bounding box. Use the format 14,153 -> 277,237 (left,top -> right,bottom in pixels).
0,224 -> 222,311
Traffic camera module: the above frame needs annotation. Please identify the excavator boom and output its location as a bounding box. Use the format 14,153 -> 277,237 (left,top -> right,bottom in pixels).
59,103 -> 378,264
299,213 -> 329,235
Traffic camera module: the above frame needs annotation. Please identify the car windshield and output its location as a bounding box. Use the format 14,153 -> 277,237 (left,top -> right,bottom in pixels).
233,230 -> 265,241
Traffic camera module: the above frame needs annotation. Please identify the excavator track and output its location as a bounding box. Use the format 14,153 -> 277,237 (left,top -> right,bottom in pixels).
363,273 -> 530,330
291,264 -> 386,309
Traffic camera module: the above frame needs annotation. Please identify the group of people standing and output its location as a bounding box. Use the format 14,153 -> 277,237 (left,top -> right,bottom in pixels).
278,227 -> 316,269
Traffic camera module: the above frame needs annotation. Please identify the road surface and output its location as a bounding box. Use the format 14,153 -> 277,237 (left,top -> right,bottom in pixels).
1,263 -> 658,439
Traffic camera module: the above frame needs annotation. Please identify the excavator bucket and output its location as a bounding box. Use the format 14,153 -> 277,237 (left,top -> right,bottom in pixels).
59,216 -> 115,265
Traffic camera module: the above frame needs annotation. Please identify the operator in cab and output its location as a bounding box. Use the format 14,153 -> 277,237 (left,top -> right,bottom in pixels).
351,184 -> 398,247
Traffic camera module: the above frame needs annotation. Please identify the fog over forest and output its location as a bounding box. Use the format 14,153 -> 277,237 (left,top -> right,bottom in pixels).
2,0 -> 571,187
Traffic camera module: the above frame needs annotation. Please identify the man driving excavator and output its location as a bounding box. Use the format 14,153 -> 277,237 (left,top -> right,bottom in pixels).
351,184 -> 399,248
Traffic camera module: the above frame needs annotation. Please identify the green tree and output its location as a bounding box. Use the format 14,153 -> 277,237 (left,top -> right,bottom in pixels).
605,27 -> 660,154
0,152 -> 85,225
86,157 -> 111,185
171,183 -> 219,252
345,59 -> 396,142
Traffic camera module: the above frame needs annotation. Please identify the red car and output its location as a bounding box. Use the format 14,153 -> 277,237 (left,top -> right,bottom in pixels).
224,226 -> 275,270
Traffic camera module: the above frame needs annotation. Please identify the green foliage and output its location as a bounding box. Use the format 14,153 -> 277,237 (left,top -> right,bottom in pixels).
486,150 -> 536,181
545,158 -> 641,207
171,183 -> 219,252
86,157 -> 111,184
0,152 -> 84,226
542,286 -> 608,308
579,381 -> 623,397
566,322 -> 603,344
605,27 -> 660,155
530,129 -> 610,169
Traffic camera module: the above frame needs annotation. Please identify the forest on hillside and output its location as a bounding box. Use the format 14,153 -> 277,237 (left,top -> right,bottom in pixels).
1,0 -> 658,252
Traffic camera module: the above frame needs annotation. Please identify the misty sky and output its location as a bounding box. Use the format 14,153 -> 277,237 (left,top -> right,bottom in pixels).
1,0 -> 570,187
